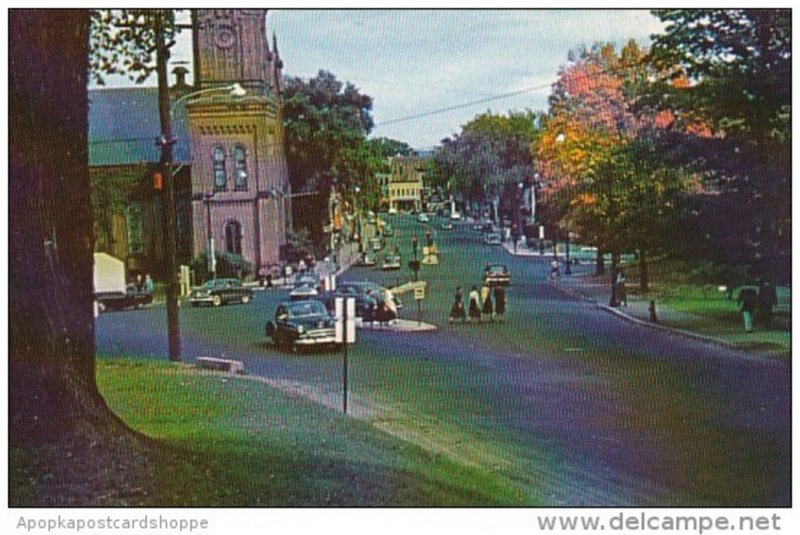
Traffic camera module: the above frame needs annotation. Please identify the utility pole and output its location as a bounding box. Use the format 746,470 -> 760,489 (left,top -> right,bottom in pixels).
155,11 -> 181,361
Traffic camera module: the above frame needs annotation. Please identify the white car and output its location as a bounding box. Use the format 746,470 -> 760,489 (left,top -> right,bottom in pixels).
483,232 -> 502,245
416,213 -> 430,223
387,207 -> 398,215
449,211 -> 462,220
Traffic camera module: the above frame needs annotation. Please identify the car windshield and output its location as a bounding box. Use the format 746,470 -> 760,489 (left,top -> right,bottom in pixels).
203,279 -> 237,289
286,301 -> 327,318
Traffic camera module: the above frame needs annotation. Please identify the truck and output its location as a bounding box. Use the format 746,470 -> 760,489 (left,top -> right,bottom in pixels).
93,253 -> 152,312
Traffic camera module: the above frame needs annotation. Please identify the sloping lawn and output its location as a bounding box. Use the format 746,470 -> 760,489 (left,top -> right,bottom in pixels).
95,357 -> 523,506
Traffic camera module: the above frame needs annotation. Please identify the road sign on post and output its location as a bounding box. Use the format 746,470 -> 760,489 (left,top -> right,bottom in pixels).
335,297 -> 356,414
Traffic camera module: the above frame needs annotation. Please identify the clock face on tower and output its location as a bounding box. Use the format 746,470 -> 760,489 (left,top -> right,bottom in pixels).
214,25 -> 237,49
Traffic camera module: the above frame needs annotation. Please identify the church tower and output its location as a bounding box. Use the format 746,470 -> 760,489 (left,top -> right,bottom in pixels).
188,9 -> 290,277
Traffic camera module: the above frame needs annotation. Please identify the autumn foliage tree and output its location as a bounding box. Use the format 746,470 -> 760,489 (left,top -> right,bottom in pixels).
536,41 -> 699,289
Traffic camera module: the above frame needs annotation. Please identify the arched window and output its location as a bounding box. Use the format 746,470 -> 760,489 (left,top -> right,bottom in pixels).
224,220 -> 242,255
233,145 -> 248,190
213,146 -> 227,190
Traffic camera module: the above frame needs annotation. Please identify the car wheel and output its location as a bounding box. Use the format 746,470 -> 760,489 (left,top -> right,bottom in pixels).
211,295 -> 223,307
241,294 -> 252,305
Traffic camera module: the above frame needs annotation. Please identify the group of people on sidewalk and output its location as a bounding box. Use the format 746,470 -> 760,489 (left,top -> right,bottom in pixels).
449,283 -> 506,323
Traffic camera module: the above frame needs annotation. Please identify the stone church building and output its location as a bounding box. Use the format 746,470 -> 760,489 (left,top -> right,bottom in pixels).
89,9 -> 290,279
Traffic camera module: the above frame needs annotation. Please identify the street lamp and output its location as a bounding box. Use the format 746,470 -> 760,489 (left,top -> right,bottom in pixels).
564,230 -> 572,275
171,83 -> 246,117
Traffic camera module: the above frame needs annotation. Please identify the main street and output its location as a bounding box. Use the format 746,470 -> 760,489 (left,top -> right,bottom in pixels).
96,214 -> 790,506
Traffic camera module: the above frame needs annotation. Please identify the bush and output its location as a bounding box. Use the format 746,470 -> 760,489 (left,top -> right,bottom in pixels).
191,252 -> 254,283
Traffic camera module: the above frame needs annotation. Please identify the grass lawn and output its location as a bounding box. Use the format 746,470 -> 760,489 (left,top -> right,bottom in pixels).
622,260 -> 791,357
95,356 -> 525,506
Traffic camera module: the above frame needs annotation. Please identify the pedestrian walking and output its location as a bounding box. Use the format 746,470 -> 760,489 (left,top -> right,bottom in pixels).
468,286 -> 481,322
266,272 -> 274,289
738,287 -> 758,333
550,259 -> 560,279
616,269 -> 628,306
136,273 -> 145,292
144,273 -> 155,294
493,285 -> 506,321
449,286 -> 466,322
481,282 -> 494,321
757,279 -> 778,328
298,259 -> 307,273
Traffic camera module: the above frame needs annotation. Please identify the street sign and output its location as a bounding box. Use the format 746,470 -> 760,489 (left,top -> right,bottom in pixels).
334,297 -> 356,344
414,286 -> 425,300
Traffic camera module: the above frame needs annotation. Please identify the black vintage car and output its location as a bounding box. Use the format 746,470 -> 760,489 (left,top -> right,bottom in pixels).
188,278 -> 253,307
95,283 -> 153,312
265,300 -> 338,352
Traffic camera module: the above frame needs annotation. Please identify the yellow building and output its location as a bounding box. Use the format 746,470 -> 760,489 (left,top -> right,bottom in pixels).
387,155 -> 428,212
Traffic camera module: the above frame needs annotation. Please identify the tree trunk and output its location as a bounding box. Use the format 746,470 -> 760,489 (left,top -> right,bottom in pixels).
595,248 -> 606,276
639,247 -> 649,293
10,7 -> 137,469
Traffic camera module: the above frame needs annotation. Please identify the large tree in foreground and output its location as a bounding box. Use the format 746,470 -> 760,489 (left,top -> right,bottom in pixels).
10,9 -> 148,506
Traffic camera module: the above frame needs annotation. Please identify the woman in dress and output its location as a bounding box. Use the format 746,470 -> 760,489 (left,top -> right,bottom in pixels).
480,282 -> 493,321
468,286 -> 481,322
449,286 -> 466,322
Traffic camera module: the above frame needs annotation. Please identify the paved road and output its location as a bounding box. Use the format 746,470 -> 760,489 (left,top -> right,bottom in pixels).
96,215 -> 790,506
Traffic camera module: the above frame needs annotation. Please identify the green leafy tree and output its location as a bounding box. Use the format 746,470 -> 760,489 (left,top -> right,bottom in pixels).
648,9 -> 791,282
282,70 -> 377,251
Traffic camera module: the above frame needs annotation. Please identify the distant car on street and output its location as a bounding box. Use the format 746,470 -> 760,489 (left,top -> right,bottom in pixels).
189,278 -> 253,307
417,213 -> 430,223
382,253 -> 402,270
484,264 -> 511,286
441,221 -> 454,231
355,252 -> 377,267
449,211 -> 462,220
483,232 -> 502,245
382,223 -> 395,237
369,237 -> 384,252
264,300 -> 337,352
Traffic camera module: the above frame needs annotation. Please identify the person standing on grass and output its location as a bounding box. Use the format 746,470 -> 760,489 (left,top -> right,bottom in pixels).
738,287 -> 759,333
449,286 -> 466,323
493,284 -> 506,321
758,279 -> 778,328
144,273 -> 155,294
616,269 -> 628,306
550,258 -> 560,279
468,286 -> 481,322
481,282 -> 494,321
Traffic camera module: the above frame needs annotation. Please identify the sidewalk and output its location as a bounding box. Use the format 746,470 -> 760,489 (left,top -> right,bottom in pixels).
551,273 -> 791,357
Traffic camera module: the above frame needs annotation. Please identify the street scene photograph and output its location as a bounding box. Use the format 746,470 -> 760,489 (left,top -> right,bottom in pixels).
7,6 -> 791,515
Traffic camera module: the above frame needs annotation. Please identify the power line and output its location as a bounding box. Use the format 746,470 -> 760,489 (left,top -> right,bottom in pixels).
375,83 -> 552,128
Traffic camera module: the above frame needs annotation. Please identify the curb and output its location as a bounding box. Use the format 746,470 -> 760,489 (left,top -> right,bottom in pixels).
547,279 -> 736,349
596,303 -> 736,349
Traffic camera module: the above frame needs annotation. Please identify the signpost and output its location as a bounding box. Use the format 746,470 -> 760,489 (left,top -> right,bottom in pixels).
335,297 -> 356,414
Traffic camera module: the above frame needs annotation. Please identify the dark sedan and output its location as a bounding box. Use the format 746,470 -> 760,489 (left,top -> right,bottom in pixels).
264,300 -> 338,352
188,278 -> 253,307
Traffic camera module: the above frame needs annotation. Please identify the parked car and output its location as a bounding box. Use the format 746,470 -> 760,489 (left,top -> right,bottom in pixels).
355,252 -> 377,267
382,253 -> 402,270
484,264 -> 511,286
483,232 -> 502,245
369,237 -> 384,252
189,278 -> 253,307
417,213 -> 430,223
95,283 -> 153,312
449,211 -> 462,220
383,223 -> 395,237
264,300 -> 338,352
441,221 -> 454,231
388,207 -> 398,215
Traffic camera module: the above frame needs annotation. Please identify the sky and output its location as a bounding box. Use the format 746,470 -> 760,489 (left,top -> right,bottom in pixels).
101,9 -> 667,149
